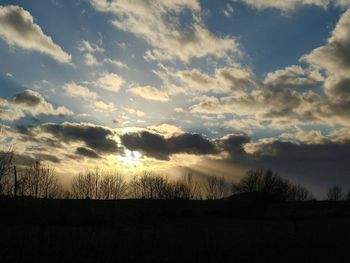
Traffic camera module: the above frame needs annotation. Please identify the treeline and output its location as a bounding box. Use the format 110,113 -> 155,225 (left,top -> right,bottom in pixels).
0,150 -> 348,201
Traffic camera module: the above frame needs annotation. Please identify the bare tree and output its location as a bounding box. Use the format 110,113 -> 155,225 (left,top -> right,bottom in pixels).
99,172 -> 127,199
127,172 -> 202,200
232,167 -> 312,202
0,161 -> 63,198
165,173 -> 201,200
327,185 -> 343,201
287,184 -> 313,201
38,164 -> 63,198
0,149 -> 14,194
232,168 -> 263,194
71,170 -> 101,199
128,173 -> 169,199
179,172 -> 201,200
204,175 -> 228,200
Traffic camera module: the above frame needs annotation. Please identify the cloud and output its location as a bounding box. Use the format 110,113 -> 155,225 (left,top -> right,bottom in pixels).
222,3 -> 234,17
304,8 -> 350,76
41,122 -> 119,154
95,73 -> 124,93
301,8 -> 350,124
103,58 -> 128,69
75,147 -> 101,159
84,53 -> 100,66
13,89 -> 42,106
89,0 -> 240,63
240,0 -> 350,12
264,65 -> 324,87
94,100 -> 115,112
64,82 -> 115,112
64,82 -> 98,100
0,5 -> 71,63
120,131 -> 169,160
78,40 -> 104,53
242,136 -> 350,190
147,124 -> 183,137
33,153 -> 61,163
0,121 -> 123,169
2,150 -> 60,166
225,118 -> 264,130
128,85 -> 169,102
124,107 -> 145,117
280,129 -> 328,144
0,89 -> 73,121
190,87 -> 313,123
120,131 -> 217,160
159,65 -> 255,94
219,133 -> 251,159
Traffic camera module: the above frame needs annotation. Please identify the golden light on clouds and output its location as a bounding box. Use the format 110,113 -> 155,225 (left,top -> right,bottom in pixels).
115,149 -> 142,167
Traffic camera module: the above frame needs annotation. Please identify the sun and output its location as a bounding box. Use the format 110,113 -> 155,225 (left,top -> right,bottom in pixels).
116,149 -> 142,166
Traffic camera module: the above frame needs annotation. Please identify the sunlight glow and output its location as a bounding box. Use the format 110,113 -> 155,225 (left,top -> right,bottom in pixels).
116,149 -> 142,167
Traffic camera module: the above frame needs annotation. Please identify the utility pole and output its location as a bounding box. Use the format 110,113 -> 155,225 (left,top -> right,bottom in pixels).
13,165 -> 17,198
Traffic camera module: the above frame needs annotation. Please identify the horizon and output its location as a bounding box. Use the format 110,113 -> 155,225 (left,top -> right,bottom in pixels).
1,0 -> 350,199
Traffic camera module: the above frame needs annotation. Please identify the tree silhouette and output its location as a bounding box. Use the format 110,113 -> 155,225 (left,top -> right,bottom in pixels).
204,175 -> 228,200
327,186 -> 343,201
0,149 -> 13,194
232,167 -> 313,202
99,172 -> 127,199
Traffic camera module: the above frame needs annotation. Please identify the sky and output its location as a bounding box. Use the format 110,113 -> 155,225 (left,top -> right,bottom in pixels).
1,0 -> 350,197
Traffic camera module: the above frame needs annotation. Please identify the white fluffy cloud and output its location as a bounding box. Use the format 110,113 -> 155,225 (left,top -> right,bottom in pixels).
94,100 -> 115,112
64,82 -> 115,112
303,8 -> 350,110
264,65 -> 324,87
89,0 -> 239,63
78,40 -> 104,53
128,85 -> 169,102
189,7 -> 350,128
95,73 -> 124,93
304,8 -> 350,76
103,58 -> 128,69
64,82 -> 98,100
84,53 -> 100,66
156,65 -> 255,95
241,0 -> 350,12
0,5 -> 71,63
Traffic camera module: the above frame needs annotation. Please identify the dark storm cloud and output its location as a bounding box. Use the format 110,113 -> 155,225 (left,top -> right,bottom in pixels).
120,131 -> 217,160
75,147 -> 101,159
168,133 -> 217,155
13,90 -> 42,106
15,124 -> 35,135
120,131 -> 169,160
41,122 -> 118,154
33,153 -> 60,163
1,151 -> 59,167
219,134 -> 251,159
220,138 -> 350,197
326,77 -> 350,99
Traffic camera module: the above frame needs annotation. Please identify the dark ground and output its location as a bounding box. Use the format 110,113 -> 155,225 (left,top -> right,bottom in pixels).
1,198 -> 350,263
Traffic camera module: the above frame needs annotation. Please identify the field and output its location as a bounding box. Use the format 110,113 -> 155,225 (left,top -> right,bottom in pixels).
1,198 -> 350,263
